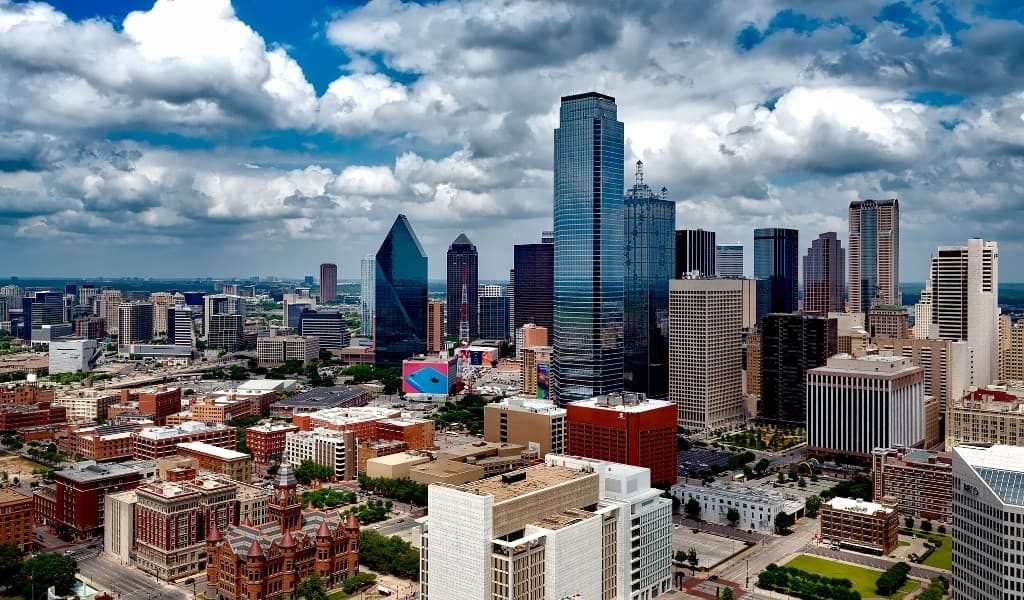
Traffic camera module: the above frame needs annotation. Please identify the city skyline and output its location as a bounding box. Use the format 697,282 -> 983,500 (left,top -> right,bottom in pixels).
0,1 -> 1022,280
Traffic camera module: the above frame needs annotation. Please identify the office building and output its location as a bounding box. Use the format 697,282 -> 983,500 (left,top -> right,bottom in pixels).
924,239 -> 1000,388
52,461 -> 146,538
426,300 -> 444,353
132,422 -> 235,460
0,402 -> 66,430
552,92 -> 624,404
134,481 -> 205,581
807,354 -> 926,460
256,335 -> 318,367
484,397 -> 567,455
478,294 -> 510,341
624,162 -> 674,399
754,228 -> 799,321
167,305 -> 194,347
745,332 -> 762,395
518,323 -> 548,351
0,384 -> 53,407
0,489 -> 32,551
760,313 -> 836,425
56,390 -> 119,422
374,214 -> 428,367
176,442 -> 252,482
359,254 -> 375,337
669,279 -> 746,431
1000,314 -> 1013,381
73,315 -> 106,340
803,232 -> 845,315
203,294 -> 245,340
298,309 -> 350,349
147,292 -> 174,337
104,490 -> 136,564
282,293 -> 315,330
512,237 -> 554,332
207,313 -> 243,350
118,302 -> 153,345
675,229 -> 716,278
871,447 -> 952,522
135,386 -> 183,426
49,338 -> 98,374
22,291 -> 65,342
1005,319 -> 1024,381
820,497 -> 899,555
566,393 -> 676,486
873,337 -> 968,413
716,243 -> 744,278
421,455 -> 672,600
521,345 -> 552,399
848,199 -> 900,313
282,428 -> 354,481
245,421 -> 299,464
951,444 -> 1024,599
945,385 -> 1024,449
0,284 -> 23,311
868,305 -> 909,338
205,465 -> 360,598
319,263 -> 337,303
97,289 -> 123,336
446,233 -> 478,340
672,482 -> 785,532
914,266 -> 935,340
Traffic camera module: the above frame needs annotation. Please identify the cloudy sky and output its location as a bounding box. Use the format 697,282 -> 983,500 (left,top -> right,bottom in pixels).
1,0 -> 1022,281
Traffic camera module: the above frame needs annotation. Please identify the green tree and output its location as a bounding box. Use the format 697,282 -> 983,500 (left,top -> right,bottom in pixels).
797,476 -> 807,488
721,588 -> 734,600
358,530 -> 420,580
342,573 -> 376,594
805,495 -> 822,518
921,519 -> 933,533
777,472 -> 786,484
726,507 -> 740,527
294,460 -> 333,484
686,548 -> 698,574
875,562 -> 910,596
754,458 -> 771,476
937,524 -> 946,535
0,543 -> 24,584
295,573 -> 327,600
19,553 -> 77,597
774,512 -> 794,534
904,515 -> 914,529
685,497 -> 701,519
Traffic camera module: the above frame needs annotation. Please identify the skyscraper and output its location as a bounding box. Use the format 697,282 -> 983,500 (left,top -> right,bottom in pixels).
925,238 -> 999,387
478,294 -> 509,341
552,92 -> 624,404
446,233 -> 478,340
624,161 -> 675,399
374,215 -> 428,367
118,302 -> 154,345
759,313 -> 836,425
319,263 -> 337,303
426,300 -> 443,353
754,228 -> 799,321
167,305 -> 193,347
716,243 -> 744,278
512,237 -> 553,333
359,254 -> 374,338
803,232 -> 845,315
21,291 -> 65,342
675,229 -> 716,278
848,199 -> 900,313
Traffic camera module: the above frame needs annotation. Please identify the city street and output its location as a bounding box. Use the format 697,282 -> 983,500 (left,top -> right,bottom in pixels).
78,555 -> 190,600
717,516 -> 818,590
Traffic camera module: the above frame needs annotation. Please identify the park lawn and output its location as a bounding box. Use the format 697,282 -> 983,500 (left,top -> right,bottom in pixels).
921,535 -> 953,571
783,554 -> 916,599
326,592 -> 352,600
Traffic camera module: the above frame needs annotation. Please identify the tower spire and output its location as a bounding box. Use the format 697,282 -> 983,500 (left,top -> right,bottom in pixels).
635,160 -> 644,186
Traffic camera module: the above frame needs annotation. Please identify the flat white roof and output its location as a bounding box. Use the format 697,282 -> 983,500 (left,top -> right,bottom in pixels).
955,444 -> 1024,472
827,497 -> 893,514
176,441 -> 249,460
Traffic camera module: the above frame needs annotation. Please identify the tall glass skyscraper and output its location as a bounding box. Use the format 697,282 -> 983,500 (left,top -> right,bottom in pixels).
754,228 -> 799,322
446,233 -> 478,340
803,232 -> 845,315
624,161 -> 675,399
848,199 -> 900,313
715,244 -> 744,278
552,92 -> 624,404
360,254 -> 375,337
512,236 -> 554,332
374,215 -> 428,367
675,229 -> 716,278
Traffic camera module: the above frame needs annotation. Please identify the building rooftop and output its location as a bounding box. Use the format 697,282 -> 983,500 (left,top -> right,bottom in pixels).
530,508 -> 596,531
957,444 -> 1024,506
490,397 -> 566,416
303,405 -> 398,425
247,421 -> 300,433
455,464 -> 593,503
0,488 -> 31,505
817,353 -> 918,374
274,387 -> 370,412
673,481 -> 785,504
439,441 -> 525,461
235,379 -> 298,392
368,452 -> 430,467
177,441 -> 250,460
826,497 -> 894,515
569,393 -> 674,413
137,481 -> 200,499
56,460 -> 145,483
136,421 -> 232,440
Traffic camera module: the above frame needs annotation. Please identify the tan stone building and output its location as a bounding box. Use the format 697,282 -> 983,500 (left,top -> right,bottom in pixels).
426,300 -> 444,354
868,305 -> 909,339
484,397 -> 566,455
871,447 -> 952,522
365,452 -> 431,479
176,441 -> 252,482
1004,318 -> 1024,381
872,337 -> 969,413
946,385 -> 1024,450
520,346 -> 552,398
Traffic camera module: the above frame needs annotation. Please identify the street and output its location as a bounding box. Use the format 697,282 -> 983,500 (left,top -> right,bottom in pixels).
77,555 -> 190,600
717,516 -> 818,590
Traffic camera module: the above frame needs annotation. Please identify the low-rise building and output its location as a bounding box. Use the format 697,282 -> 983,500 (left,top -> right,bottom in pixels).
176,441 -> 252,482
132,422 -> 236,460
256,335 -> 319,367
0,489 -> 33,551
53,460 -> 146,538
0,402 -> 67,430
820,497 -> 899,555
245,421 -> 299,464
270,386 -> 369,419
484,397 -> 566,455
356,439 -> 408,474
0,383 -> 55,406
671,482 -> 786,533
67,422 -> 149,462
364,452 -> 431,480
49,338 -> 99,374
946,385 -> 1024,450
56,390 -> 120,422
374,417 -> 435,450
871,446 -> 953,522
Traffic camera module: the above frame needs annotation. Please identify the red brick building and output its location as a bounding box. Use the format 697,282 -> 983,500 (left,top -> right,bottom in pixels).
0,384 -> 55,406
245,422 -> 299,464
206,464 -> 360,600
66,422 -> 150,462
132,422 -> 236,460
0,402 -> 67,431
135,386 -> 183,426
53,461 -> 144,538
0,489 -> 34,551
32,485 -> 56,526
566,393 -> 678,487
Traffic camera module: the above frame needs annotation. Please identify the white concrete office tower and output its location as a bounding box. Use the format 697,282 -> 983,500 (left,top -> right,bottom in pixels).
715,243 -> 744,278
49,338 -> 98,374
913,262 -> 934,339
807,354 -> 925,460
669,279 -> 745,431
167,305 -> 194,347
282,428 -> 352,480
420,455 -> 672,600
360,254 -> 375,338
951,444 -> 1024,600
928,239 -> 999,387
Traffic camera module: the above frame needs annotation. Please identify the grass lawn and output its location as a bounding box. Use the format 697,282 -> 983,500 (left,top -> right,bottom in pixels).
921,535 -> 953,571
326,592 -> 352,600
897,540 -> 910,547
783,554 -> 917,599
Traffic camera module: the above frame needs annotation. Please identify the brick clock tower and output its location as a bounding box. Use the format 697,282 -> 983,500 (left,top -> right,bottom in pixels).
268,463 -> 302,532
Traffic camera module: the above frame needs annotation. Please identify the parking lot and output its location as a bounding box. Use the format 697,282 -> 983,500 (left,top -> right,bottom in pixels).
677,449 -> 735,477
672,526 -> 750,569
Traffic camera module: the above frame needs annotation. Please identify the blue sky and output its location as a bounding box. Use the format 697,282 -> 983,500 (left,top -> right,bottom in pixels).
0,0 -> 1022,280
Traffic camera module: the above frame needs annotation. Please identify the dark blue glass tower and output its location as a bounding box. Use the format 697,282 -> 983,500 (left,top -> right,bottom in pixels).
374,214 -> 428,367
754,228 -> 799,322
446,233 -> 478,340
22,291 -> 64,342
552,92 -> 624,404
623,161 -> 675,399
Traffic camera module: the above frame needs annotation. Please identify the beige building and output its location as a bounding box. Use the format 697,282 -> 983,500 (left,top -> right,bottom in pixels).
99,289 -> 123,335
520,346 -> 552,398
56,390 -> 119,422
1004,318 -> 1024,381
176,441 -> 252,482
484,397 -> 566,455
745,332 -> 761,395
872,337 -> 968,413
365,452 -> 431,479
669,279 -> 745,430
256,335 -> 319,367
868,305 -> 909,339
234,480 -> 271,526
520,323 -> 548,350
426,300 -> 444,354
946,385 -> 1024,450
104,490 -> 137,565
149,292 -> 175,337
832,311 -> 869,357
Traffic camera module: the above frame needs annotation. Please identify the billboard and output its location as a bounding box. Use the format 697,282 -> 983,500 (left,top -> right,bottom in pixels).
403,359 -> 455,395
537,364 -> 550,399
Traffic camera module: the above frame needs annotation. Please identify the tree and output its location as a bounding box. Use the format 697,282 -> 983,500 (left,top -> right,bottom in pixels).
685,497 -> 701,520
904,516 -> 914,529
937,524 -> 947,535
805,495 -> 822,518
0,543 -> 24,585
342,573 -> 376,594
754,458 -> 771,477
776,472 -> 786,484
774,511 -> 794,534
19,553 -> 77,597
295,573 -> 327,600
294,460 -> 333,484
726,507 -> 740,527
721,588 -> 734,600
686,548 -> 698,574
787,467 -> 798,482
875,562 -> 911,596
797,476 -> 807,488
921,519 -> 933,533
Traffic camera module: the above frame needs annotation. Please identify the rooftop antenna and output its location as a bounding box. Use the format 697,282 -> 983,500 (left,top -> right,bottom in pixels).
635,160 -> 644,186
661,186 -> 668,201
